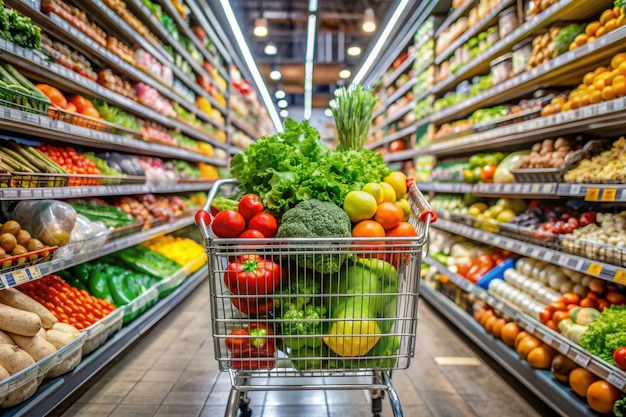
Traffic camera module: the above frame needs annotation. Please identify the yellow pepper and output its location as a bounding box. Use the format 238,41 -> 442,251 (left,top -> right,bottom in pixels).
199,163 -> 219,179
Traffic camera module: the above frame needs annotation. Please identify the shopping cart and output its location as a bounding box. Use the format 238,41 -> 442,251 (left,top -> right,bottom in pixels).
196,179 -> 436,417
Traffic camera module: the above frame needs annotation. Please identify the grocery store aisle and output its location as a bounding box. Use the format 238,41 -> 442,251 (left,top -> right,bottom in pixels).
52,279 -> 555,417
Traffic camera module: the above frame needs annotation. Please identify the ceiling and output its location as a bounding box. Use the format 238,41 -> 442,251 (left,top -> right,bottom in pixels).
227,0 -> 396,110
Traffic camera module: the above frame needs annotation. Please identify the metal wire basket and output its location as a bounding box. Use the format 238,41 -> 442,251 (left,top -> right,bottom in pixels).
196,179 -> 435,417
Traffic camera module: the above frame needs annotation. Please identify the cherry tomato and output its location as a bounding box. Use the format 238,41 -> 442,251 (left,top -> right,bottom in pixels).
247,212 -> 278,238
238,194 -> 264,221
239,229 -> 265,239
194,210 -> 212,227
212,210 -> 246,238
614,347 -> 626,370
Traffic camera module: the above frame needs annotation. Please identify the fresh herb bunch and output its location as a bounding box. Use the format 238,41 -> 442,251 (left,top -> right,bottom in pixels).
331,84 -> 377,151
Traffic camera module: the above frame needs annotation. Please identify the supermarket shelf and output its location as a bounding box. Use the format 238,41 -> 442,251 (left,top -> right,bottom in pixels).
83,0 -> 227,118
125,0 -> 228,108
185,0 -> 230,81
424,257 -> 626,394
0,180 -> 215,200
417,181 -> 626,201
385,78 -> 417,107
231,116 -> 261,139
429,25 -> 626,125
433,217 -> 626,285
369,100 -> 416,135
415,95 -> 626,156
420,285 -> 596,417
434,0 -> 606,96
411,60 -> 433,81
4,268 -> 207,417
384,149 -> 417,163
366,123 -> 417,150
187,0 -> 232,70
434,0 -> 477,38
229,145 -> 244,155
152,0 -> 229,96
383,53 -> 416,88
0,215 -> 195,290
0,39 -> 225,149
39,12 -> 225,133
0,105 -> 225,164
434,0 -> 515,65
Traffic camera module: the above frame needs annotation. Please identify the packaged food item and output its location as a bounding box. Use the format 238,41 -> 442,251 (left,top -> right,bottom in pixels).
499,6 -> 518,39
490,53 -> 513,85
512,38 -> 533,75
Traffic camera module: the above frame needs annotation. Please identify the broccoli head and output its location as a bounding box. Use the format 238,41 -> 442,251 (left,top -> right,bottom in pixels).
278,303 -> 327,350
276,199 -> 351,274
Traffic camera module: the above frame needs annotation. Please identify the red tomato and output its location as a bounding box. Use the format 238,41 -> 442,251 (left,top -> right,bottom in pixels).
613,347 -> 626,370
238,194 -> 264,221
561,292 -> 581,305
195,210 -> 212,227
212,210 -> 246,238
239,229 -> 265,239
248,212 -> 278,238
480,165 -> 497,182
539,307 -> 552,324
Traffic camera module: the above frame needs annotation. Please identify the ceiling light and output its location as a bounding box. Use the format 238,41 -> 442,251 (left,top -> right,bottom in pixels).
324,108 -> 332,117
347,45 -> 361,56
277,99 -> 288,108
353,0 -> 410,86
254,17 -> 268,37
269,70 -> 281,80
304,14 -> 317,120
334,87 -> 343,97
274,89 -> 285,99
339,68 -> 351,79
219,0 -> 281,131
363,7 -> 376,32
264,43 -> 277,55
280,109 -> 289,118
308,0 -> 317,12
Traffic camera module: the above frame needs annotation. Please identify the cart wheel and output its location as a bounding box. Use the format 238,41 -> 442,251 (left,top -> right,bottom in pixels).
372,397 -> 383,415
238,406 -> 252,417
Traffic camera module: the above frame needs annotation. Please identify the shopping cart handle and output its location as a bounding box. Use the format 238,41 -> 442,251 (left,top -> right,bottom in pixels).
195,209 -> 212,227
419,209 -> 437,223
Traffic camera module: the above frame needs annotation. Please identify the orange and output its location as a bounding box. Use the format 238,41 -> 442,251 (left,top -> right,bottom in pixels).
590,90 -> 602,104
601,9 -> 615,25
605,18 -> 617,32
569,368 -> 599,397
526,345 -> 556,369
586,21 -> 601,37
614,80 -> 626,97
500,322 -> 520,347
514,331 -> 531,350
602,85 -> 616,101
593,77 -> 606,91
612,53 -> 626,70
385,221 -> 417,238
374,202 -> 404,230
583,71 -> 596,86
574,33 -> 587,46
586,380 -> 622,414
596,26 -> 607,38
352,220 -> 385,238
613,74 -> 626,86
491,318 -> 507,338
516,336 -> 541,359
483,315 -> 497,334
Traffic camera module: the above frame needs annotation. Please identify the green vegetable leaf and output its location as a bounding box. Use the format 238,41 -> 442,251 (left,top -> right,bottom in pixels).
580,305 -> 626,364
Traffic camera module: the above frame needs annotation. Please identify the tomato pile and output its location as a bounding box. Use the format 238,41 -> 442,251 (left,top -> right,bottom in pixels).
19,274 -> 116,329
37,145 -> 102,185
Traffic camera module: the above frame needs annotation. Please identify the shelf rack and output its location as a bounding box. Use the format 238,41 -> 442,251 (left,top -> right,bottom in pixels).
4,268 -> 207,417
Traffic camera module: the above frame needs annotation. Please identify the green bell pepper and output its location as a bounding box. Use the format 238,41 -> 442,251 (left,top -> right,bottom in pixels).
107,273 -> 135,306
290,345 -> 326,371
88,270 -> 114,305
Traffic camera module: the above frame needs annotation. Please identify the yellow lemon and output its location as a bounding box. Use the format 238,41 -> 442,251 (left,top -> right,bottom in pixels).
378,182 -> 397,203
384,171 -> 408,198
343,191 -> 378,222
362,182 -> 384,204
395,198 -> 411,221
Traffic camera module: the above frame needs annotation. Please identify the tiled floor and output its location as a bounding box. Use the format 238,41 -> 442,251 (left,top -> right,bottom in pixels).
52,279 -> 555,417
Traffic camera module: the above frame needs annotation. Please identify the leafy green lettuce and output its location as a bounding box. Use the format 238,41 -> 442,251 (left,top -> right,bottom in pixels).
580,306 -> 626,364
230,119 -> 390,216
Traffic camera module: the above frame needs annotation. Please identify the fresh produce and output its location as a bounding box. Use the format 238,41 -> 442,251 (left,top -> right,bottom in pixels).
41,35 -> 97,81
0,63 -> 50,114
580,306 -> 626,364
570,6 -> 626,51
37,145 -> 103,186
225,324 -> 276,369
331,85 -> 377,151
528,25 -> 584,69
67,199 -> 135,229
135,82 -> 174,117
98,69 -> 136,100
91,99 -> 142,131
238,194 -> 264,221
550,354 -> 578,383
41,0 -> 107,47
224,255 -> 282,296
112,196 -> 152,229
0,288 -> 57,329
230,119 -> 390,217
143,235 -> 206,270
276,199 -> 352,274
0,303 -> 41,336
247,212 -> 278,238
514,138 -> 576,169
0,6 -> 42,50
463,152 -> 504,184
105,245 -> 182,280
0,219 -> 52,265
613,346 -> 626,370
18,274 -> 115,329
564,137 -> 626,182
212,210 -> 245,238
587,380 -> 622,414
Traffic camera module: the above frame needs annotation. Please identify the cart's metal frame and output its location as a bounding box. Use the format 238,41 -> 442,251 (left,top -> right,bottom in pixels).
197,179 -> 435,417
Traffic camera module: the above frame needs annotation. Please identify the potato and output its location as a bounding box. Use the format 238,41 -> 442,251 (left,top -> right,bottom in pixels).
8,332 -> 56,362
45,329 -> 76,349
51,322 -> 80,338
0,364 -> 8,381
0,304 -> 41,336
0,377 -> 39,408
0,289 -> 57,329
0,344 -> 35,374
0,331 -> 12,345
47,348 -> 82,379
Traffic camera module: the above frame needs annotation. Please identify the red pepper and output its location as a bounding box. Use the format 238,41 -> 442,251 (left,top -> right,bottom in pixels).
225,324 -> 276,369
230,296 -> 274,316
224,255 -> 282,295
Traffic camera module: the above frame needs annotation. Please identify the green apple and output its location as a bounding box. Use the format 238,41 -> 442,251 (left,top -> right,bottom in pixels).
362,182 -> 384,204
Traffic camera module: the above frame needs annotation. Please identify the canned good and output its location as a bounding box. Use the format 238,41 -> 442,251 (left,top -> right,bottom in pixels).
499,6 -> 518,39
490,53 -> 513,85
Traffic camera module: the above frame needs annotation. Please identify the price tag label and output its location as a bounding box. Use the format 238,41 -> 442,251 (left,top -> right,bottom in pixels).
585,188 -> 600,201
614,269 -> 626,284
573,351 -> 591,367
587,263 -> 603,276
6,267 -> 42,287
607,372 -> 626,390
570,185 -> 582,195
543,332 -> 554,345
602,188 -> 617,202
555,340 -> 570,355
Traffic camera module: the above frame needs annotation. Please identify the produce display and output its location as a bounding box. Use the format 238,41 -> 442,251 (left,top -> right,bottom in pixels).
0,62 -> 50,114
0,6 -> 41,50
570,6 -> 626,51
527,24 -> 583,69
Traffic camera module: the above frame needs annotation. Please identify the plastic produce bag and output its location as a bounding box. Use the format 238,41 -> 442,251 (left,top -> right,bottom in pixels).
11,200 -> 77,247
53,215 -> 110,259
